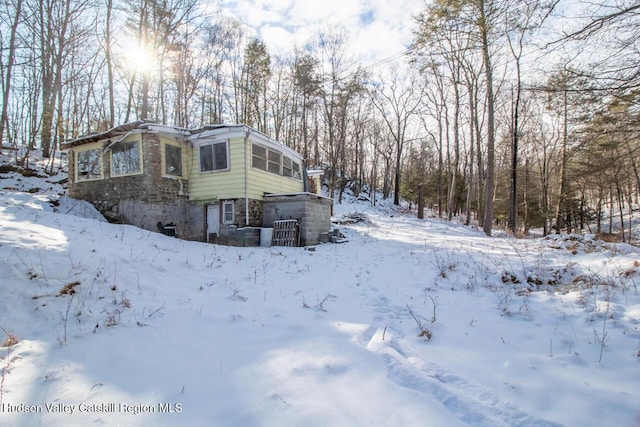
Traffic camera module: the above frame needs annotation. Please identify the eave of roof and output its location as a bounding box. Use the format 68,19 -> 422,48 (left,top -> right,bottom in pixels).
62,122 -> 304,162
61,120 -> 151,150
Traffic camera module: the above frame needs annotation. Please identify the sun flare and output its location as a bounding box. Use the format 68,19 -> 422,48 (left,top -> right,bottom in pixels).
120,39 -> 158,75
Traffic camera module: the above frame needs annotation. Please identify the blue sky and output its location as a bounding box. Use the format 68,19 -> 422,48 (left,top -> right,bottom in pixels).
219,0 -> 426,66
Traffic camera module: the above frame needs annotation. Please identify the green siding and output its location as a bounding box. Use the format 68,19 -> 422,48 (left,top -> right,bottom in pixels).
159,135 -> 189,179
189,136 -> 244,202
188,135 -> 304,203
246,167 -> 303,199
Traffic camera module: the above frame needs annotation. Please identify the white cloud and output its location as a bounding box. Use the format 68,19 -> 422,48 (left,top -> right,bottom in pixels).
222,0 -> 425,64
289,0 -> 362,26
260,25 -> 296,54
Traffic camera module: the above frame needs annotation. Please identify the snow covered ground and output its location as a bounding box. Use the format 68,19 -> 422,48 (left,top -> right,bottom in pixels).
1,155 -> 639,426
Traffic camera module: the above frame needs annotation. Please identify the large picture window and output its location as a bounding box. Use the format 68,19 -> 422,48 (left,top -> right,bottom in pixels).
77,148 -> 102,181
200,141 -> 228,172
111,141 -> 141,176
165,144 -> 182,176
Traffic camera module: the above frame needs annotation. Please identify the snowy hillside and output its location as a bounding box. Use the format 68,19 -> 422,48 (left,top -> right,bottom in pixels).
1,155 -> 639,427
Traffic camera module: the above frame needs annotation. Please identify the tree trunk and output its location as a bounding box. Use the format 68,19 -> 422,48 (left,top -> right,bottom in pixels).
509,79 -> 521,234
0,0 -> 22,153
556,89 -> 569,233
448,80 -> 460,221
480,0 -> 496,236
418,184 -> 424,219
105,0 -> 115,128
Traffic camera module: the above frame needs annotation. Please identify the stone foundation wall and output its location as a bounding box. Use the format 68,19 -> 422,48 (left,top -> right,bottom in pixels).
67,133 -> 187,223
232,198 -> 263,227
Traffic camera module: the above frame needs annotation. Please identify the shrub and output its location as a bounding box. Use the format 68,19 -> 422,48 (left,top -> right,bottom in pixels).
1,331 -> 19,348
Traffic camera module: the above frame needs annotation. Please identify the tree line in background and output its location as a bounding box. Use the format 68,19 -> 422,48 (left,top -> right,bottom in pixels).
1,0 -> 639,239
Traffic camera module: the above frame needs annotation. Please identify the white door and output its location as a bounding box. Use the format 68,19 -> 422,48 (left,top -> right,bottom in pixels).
207,204 -> 220,242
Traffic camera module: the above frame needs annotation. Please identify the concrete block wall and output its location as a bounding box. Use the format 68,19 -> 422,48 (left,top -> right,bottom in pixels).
263,193 -> 333,246
215,225 -> 261,246
119,199 -> 204,241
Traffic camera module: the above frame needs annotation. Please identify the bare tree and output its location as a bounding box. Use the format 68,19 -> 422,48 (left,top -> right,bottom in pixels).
505,0 -> 557,234
314,27 -> 362,199
370,66 -> 425,206
200,18 -> 242,124
104,0 -> 114,128
123,0 -> 199,121
0,0 -> 23,153
552,1 -> 640,92
35,0 -> 94,158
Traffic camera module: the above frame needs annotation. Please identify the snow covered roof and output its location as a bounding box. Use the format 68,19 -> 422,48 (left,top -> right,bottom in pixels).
61,120 -> 152,150
63,122 -> 303,161
263,192 -> 333,201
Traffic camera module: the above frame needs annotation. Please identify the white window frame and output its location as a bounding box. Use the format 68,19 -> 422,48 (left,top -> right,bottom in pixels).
222,201 -> 235,224
252,142 -> 302,180
253,142 -> 283,175
199,140 -> 229,172
283,156 -> 302,180
267,149 -> 281,175
252,143 -> 267,171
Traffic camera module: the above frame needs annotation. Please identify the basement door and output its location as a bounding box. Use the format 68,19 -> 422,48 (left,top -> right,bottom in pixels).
206,204 -> 220,242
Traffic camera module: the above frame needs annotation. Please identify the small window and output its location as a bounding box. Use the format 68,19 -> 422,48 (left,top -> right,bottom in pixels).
283,156 -> 302,180
267,150 -> 281,174
252,144 -> 267,170
222,201 -> 235,224
111,141 -> 141,176
199,145 -> 213,171
283,157 -> 293,177
253,143 -> 281,174
165,144 -> 182,176
77,148 -> 102,181
200,141 -> 228,172
214,143 -> 228,170
292,161 -> 301,180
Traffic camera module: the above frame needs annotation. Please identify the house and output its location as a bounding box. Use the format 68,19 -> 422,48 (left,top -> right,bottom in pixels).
61,121 -> 333,246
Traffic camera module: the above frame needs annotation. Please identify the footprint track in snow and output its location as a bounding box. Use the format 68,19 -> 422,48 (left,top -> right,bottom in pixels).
359,325 -> 561,427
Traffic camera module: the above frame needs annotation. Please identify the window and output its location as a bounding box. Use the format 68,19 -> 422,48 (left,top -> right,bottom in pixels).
199,141 -> 228,172
222,201 -> 234,224
111,141 -> 141,176
77,148 -> 102,181
267,150 -> 281,174
252,143 -> 302,180
252,144 -> 267,170
283,157 -> 292,177
283,156 -> 302,180
292,161 -> 301,180
165,144 -> 182,176
252,143 -> 283,175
